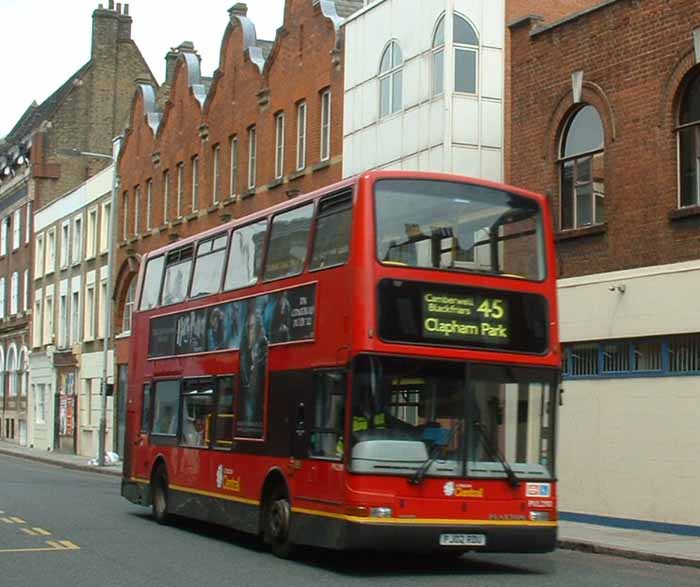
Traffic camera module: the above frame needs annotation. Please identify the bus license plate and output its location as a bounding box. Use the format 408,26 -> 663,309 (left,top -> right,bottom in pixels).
439,533 -> 486,547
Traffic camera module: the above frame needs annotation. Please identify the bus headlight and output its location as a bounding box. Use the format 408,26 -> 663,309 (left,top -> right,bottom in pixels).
369,507 -> 393,518
529,511 -> 550,521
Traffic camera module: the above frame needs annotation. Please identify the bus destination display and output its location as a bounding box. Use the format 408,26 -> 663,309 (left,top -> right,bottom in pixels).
378,280 -> 548,354
422,291 -> 509,345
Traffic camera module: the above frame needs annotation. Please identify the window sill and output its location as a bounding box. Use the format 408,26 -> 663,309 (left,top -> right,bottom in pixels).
185,212 -> 198,221
141,232 -> 151,240
312,160 -> 330,173
242,189 -> 256,200
171,217 -> 183,227
158,224 -> 168,233
115,331 -> 131,340
207,204 -> 220,213
223,195 -> 237,207
669,205 -> 700,221
268,178 -> 284,190
555,223 -> 607,242
289,169 -> 306,182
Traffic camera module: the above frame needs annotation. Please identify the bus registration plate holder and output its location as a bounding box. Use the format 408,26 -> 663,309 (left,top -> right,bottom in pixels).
439,533 -> 486,547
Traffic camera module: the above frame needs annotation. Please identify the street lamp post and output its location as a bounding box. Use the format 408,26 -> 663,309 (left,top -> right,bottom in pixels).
58,138 -> 121,466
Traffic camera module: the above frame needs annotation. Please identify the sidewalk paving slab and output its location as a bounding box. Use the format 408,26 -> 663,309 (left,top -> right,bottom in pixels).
2,440 -> 699,568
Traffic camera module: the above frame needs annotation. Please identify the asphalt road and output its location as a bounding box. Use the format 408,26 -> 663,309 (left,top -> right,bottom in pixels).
1,454 -> 699,587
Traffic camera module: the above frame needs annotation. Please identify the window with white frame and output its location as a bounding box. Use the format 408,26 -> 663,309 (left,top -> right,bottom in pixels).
146,179 -> 153,231
23,270 -> 29,312
432,14 -> 480,96
379,41 -> 403,118
121,279 -> 136,334
71,290 -> 80,345
98,279 -> 107,339
84,284 -> 95,341
559,105 -> 605,230
212,144 -> 221,204
10,272 -> 18,316
25,201 -> 31,244
122,191 -> 129,239
19,348 -> 28,397
0,278 -> 5,319
86,207 -> 97,258
678,73 -> 700,208
12,209 -> 20,250
59,293 -> 68,348
192,156 -> 200,211
100,202 -> 111,253
34,384 -> 46,423
247,126 -> 257,190
320,90 -> 331,162
72,215 -> 83,265
46,228 -> 56,274
1,217 -> 8,256
35,233 -> 45,277
275,113 -> 285,179
177,163 -> 184,217
0,348 -> 5,398
133,187 -> 140,236
230,136 -> 238,197
60,221 -> 70,268
163,169 -> 170,223
6,346 -> 17,396
33,293 -> 42,347
44,294 -> 54,346
296,101 -> 307,171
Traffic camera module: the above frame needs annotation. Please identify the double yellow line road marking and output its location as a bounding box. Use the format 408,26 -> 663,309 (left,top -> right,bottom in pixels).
0,511 -> 80,554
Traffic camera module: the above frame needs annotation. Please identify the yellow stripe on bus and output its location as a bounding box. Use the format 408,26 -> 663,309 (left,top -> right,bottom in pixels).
130,477 -> 556,528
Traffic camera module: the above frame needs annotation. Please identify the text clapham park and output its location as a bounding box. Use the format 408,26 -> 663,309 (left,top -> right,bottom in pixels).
422,291 -> 510,344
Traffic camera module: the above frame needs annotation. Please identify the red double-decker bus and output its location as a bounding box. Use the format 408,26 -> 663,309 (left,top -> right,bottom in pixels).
122,170 -> 560,557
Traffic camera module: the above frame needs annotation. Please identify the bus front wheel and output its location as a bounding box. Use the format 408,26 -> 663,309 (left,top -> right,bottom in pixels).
264,487 -> 294,558
151,465 -> 170,525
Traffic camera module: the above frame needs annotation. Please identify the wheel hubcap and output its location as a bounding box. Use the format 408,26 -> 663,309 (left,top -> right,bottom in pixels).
269,499 -> 290,539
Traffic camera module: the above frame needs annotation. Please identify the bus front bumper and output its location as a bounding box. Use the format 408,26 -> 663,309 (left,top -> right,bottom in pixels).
292,513 -> 557,553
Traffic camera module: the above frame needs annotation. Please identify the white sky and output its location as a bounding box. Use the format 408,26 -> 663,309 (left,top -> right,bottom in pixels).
0,0 -> 286,137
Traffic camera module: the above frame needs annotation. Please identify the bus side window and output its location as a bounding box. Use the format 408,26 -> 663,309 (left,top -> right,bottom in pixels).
224,220 -> 268,291
263,204 -> 314,281
161,246 -> 194,306
141,383 -> 152,433
140,255 -> 165,310
213,376 -> 235,448
310,191 -> 352,270
190,234 -> 228,298
151,380 -> 181,436
180,379 -> 215,448
310,371 -> 346,460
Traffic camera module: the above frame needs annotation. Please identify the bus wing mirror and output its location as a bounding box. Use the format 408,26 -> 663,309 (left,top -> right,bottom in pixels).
559,387 -> 565,407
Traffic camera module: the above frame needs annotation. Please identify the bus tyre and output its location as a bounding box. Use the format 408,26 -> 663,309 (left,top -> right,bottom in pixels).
264,487 -> 294,558
152,465 -> 170,525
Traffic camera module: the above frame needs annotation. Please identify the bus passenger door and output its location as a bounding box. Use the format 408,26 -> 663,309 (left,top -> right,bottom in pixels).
298,370 -> 347,508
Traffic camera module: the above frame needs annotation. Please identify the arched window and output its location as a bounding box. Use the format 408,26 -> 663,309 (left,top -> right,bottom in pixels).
559,105 -> 605,229
379,40 -> 403,118
678,73 -> 700,207
121,279 -> 136,335
18,347 -> 28,397
432,13 -> 479,96
6,344 -> 17,397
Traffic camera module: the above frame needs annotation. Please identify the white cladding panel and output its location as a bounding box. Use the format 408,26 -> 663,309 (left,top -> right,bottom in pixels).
481,47 -> 504,100
402,107 -> 420,157
558,261 -> 700,341
480,147 -> 502,182
452,146 -> 480,177
481,99 -> 503,148
376,115 -> 403,165
429,98 -> 445,146
452,97 -> 479,146
559,377 -> 700,526
403,58 -> 421,109
476,0 -> 505,48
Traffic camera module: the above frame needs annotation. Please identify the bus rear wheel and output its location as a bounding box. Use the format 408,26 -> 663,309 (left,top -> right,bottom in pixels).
151,465 -> 170,525
264,487 -> 294,558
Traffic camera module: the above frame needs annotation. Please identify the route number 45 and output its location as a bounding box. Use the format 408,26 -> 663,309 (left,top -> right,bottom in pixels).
476,299 -> 505,320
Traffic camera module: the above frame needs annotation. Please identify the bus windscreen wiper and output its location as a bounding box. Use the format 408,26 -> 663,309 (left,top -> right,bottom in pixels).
408,423 -> 461,485
473,421 -> 520,488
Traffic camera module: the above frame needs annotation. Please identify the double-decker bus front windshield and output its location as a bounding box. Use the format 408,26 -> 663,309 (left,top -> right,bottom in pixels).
350,355 -> 556,482
375,179 -> 545,280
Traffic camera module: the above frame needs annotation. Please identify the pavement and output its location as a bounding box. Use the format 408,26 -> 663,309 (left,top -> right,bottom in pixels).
1,439 -> 699,568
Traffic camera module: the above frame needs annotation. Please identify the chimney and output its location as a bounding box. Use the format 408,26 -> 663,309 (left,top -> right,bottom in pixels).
92,1 -> 132,58
229,3 -> 248,19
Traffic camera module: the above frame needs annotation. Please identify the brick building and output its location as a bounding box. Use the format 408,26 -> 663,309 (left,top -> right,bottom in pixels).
0,1 -> 154,448
114,0 -> 364,432
509,0 -> 700,529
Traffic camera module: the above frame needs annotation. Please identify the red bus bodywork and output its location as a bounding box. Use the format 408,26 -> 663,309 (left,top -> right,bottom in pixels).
122,171 -> 560,555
